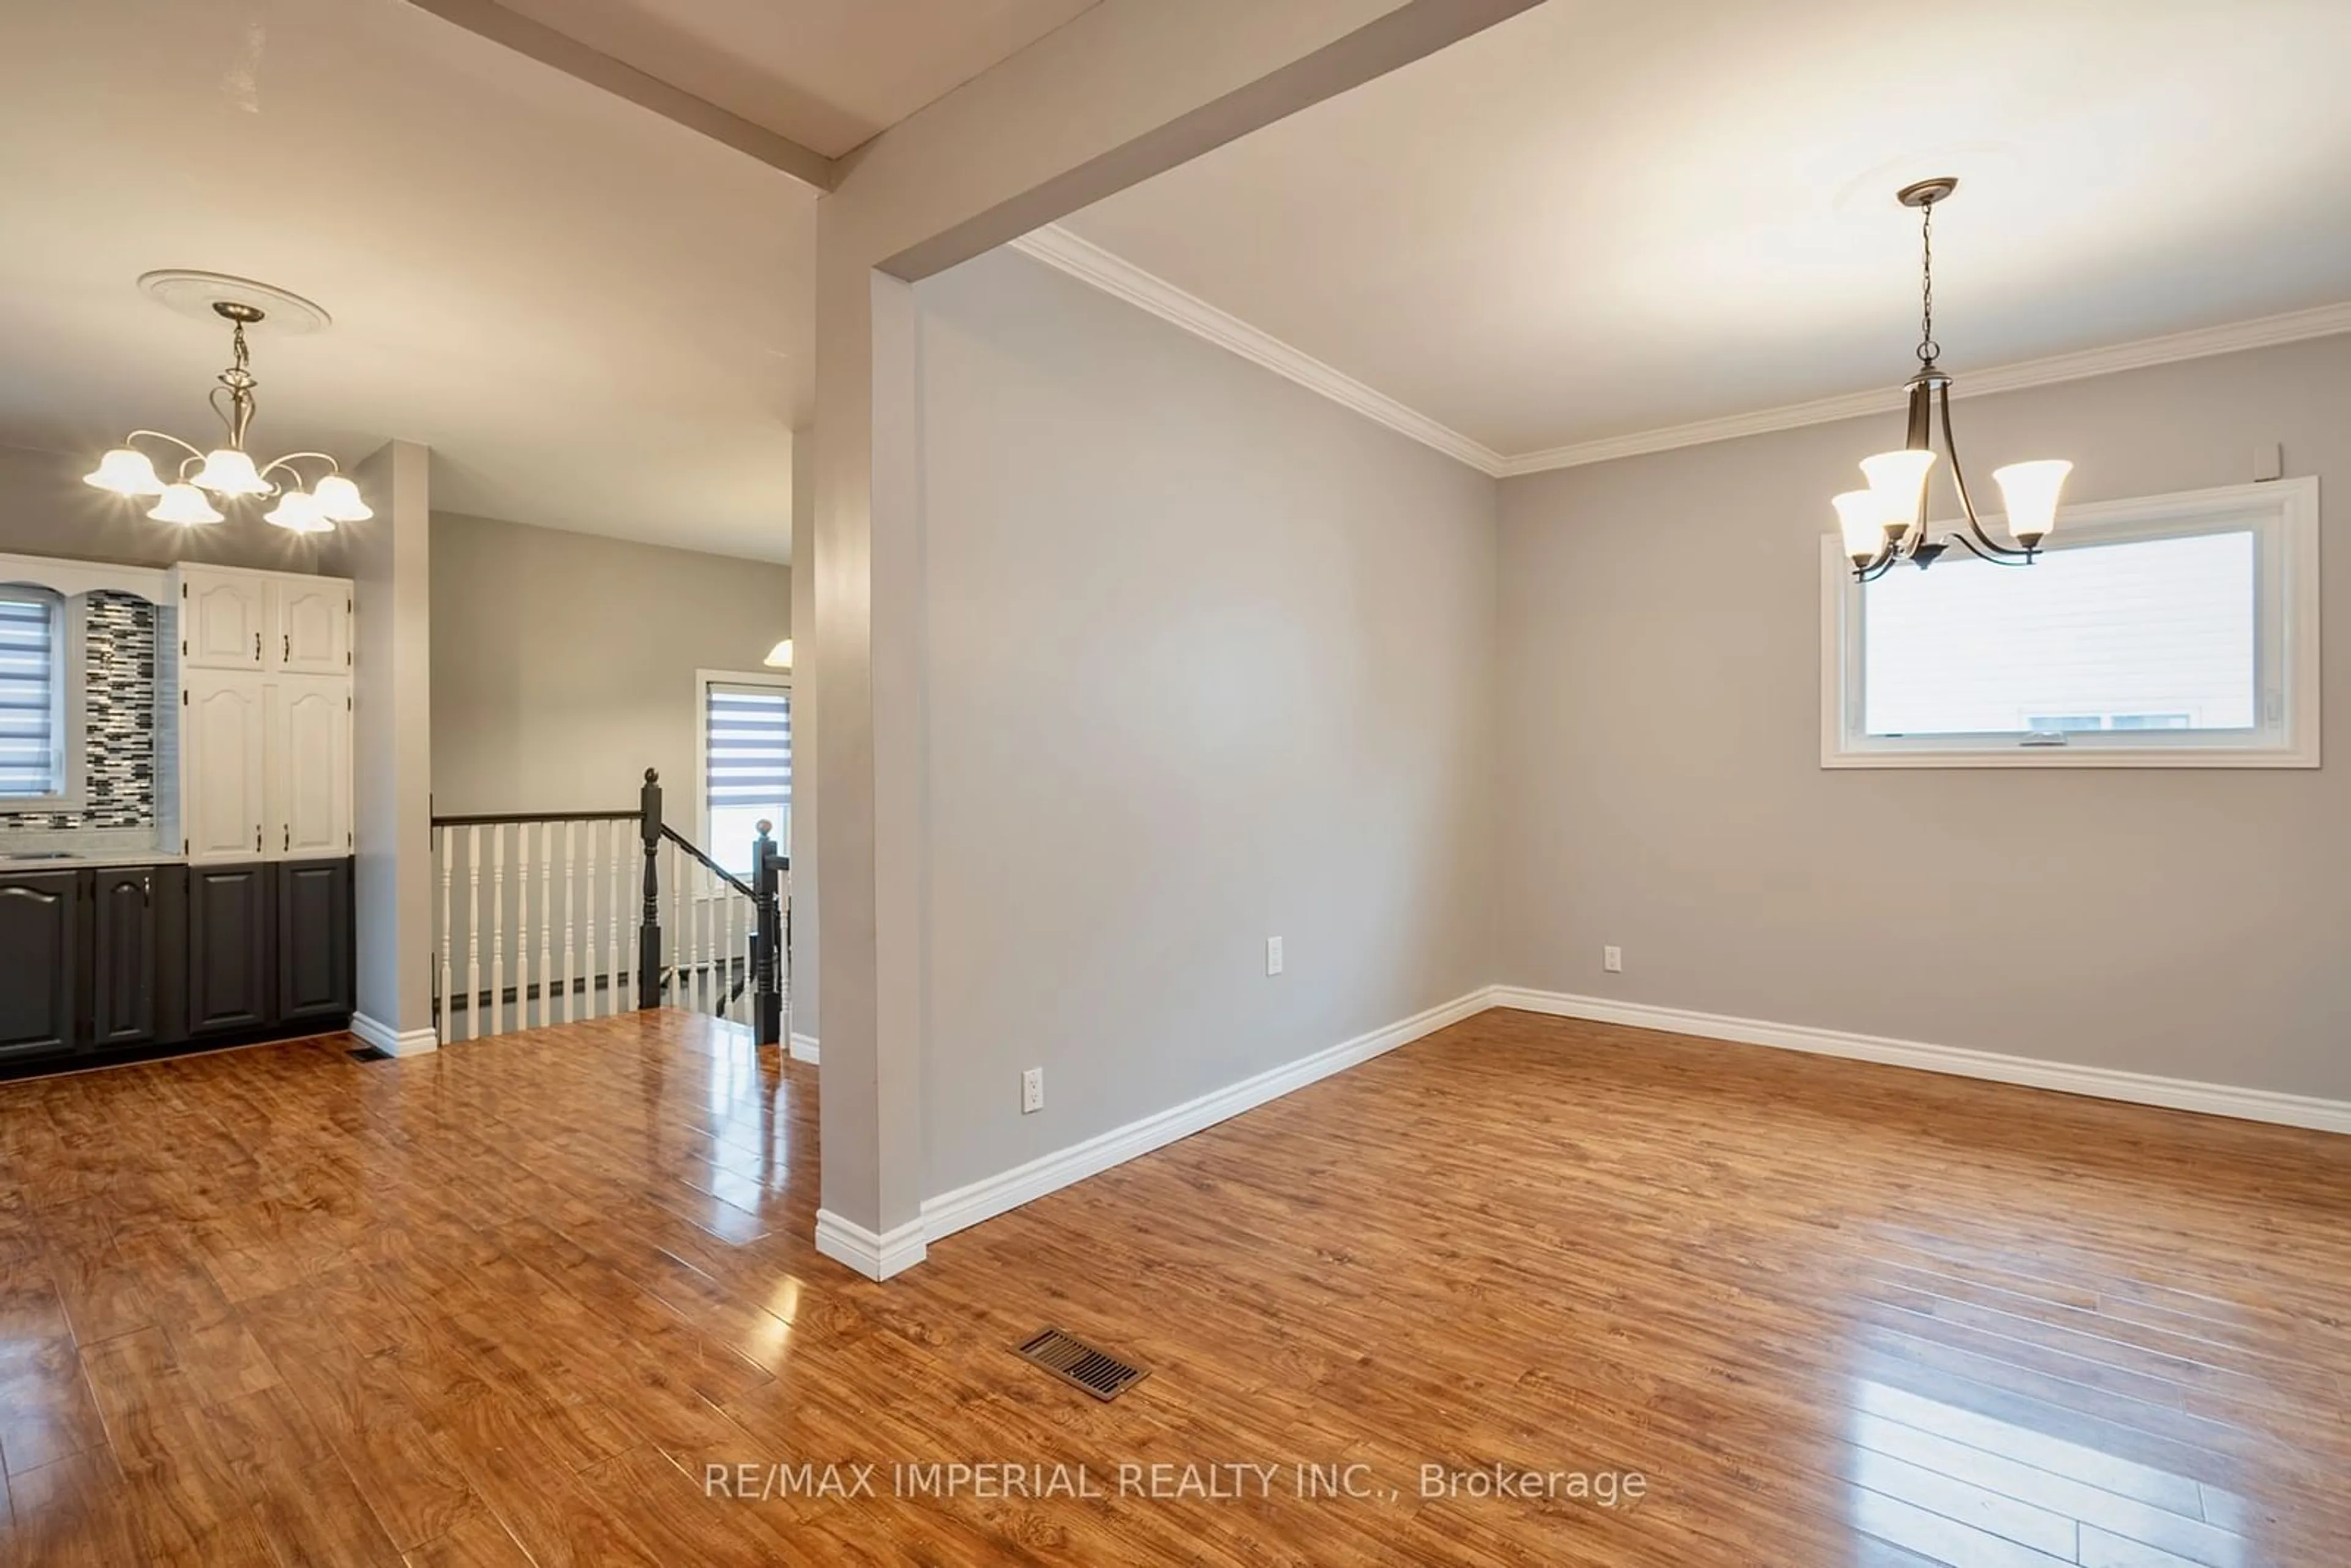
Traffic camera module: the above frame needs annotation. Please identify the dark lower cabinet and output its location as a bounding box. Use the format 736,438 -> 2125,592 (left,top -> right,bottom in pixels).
92,867 -> 159,1047
189,865 -> 273,1035
0,872 -> 79,1059
0,858 -> 350,1071
277,859 -> 354,1023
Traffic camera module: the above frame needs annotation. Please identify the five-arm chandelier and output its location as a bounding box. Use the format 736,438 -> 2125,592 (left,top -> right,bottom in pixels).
1833,178 -> 2071,580
83,296 -> 370,534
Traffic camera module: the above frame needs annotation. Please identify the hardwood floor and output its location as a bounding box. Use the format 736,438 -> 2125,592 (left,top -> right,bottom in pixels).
0,1007 -> 2345,1566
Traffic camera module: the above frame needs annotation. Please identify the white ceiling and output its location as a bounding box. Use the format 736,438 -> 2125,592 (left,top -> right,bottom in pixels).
493,0 -> 1101,158
0,0 -> 818,561
1063,0 -> 2351,463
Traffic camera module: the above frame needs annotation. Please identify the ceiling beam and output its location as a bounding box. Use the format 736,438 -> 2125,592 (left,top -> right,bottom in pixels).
835,0 -> 1548,281
401,0 -> 837,191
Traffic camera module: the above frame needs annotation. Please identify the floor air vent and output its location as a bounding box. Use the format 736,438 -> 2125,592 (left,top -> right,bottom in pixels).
1015,1327 -> 1149,1401
347,1045 -> 394,1062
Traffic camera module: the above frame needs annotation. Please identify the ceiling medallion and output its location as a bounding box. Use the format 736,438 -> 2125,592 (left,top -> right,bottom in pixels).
84,279 -> 366,533
1833,178 -> 2072,580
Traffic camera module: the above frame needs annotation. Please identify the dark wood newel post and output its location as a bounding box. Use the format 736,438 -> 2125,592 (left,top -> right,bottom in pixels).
752,820 -> 781,1046
637,768 -> 663,1010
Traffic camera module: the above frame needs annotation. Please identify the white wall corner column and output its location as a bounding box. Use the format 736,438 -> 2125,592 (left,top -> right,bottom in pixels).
806,0 -> 1547,1279
339,440 -> 438,1057
787,424 -> 819,1060
812,246 -> 929,1277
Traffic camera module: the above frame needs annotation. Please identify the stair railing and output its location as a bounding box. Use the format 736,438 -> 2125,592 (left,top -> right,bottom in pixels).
430,768 -> 786,1045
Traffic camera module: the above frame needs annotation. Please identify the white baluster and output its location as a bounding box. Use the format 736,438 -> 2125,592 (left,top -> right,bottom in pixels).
520,821 -> 537,1030
562,821 -> 577,1024
465,825 -> 482,1042
669,841 -> 684,1008
489,825 -> 506,1039
726,883 -> 741,1022
538,822 -> 555,1027
437,826 -> 452,1045
729,883 -> 743,1021
577,820 -> 591,1022
607,820 -> 623,1016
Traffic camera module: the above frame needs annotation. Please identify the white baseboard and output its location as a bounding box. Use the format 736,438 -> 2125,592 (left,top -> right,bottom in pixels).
919,987 -> 1490,1245
1488,986 -> 2351,1136
350,1013 -> 439,1059
789,1033 -> 819,1065
814,1209 -> 925,1280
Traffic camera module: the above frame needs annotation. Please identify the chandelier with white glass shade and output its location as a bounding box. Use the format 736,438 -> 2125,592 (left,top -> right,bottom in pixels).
1833,178 -> 2071,580
83,296 -> 369,534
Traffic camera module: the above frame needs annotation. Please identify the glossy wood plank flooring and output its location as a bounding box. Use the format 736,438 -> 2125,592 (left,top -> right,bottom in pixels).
1,1007 -> 2347,1565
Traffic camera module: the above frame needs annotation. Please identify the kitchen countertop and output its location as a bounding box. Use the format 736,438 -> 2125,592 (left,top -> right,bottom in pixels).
0,850 -> 187,869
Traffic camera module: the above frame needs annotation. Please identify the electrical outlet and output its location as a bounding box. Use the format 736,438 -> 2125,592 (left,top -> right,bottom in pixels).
1603,945 -> 1624,973
1266,936 -> 1284,976
1021,1067 -> 1044,1114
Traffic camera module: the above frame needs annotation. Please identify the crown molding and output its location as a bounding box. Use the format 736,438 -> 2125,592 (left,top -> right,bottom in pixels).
1007,225 -> 1509,476
1500,299 -> 2351,476
1010,223 -> 2351,483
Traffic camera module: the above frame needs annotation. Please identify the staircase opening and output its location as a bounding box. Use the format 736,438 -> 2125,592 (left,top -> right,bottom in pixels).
426,768 -> 788,1045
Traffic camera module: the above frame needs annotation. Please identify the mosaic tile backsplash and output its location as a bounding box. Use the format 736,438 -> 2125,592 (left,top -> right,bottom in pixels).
0,591 -> 158,831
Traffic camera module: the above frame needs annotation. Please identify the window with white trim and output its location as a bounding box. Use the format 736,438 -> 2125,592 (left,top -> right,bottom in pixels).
1823,478 -> 2320,768
696,671 -> 790,876
0,586 -> 70,805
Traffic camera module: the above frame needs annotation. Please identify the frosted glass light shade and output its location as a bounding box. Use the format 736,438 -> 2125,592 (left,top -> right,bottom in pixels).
312,473 -> 372,522
191,447 -> 270,495
84,447 -> 166,497
264,489 -> 332,534
148,483 -> 224,525
1860,448 -> 1937,536
1992,459 -> 2072,544
763,639 -> 793,670
1832,491 -> 1889,563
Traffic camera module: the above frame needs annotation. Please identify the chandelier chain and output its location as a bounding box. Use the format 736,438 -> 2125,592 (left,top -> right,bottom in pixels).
1918,198 -> 1939,367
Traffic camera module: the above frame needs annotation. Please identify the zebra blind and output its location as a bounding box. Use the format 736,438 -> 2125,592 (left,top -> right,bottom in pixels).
0,590 -> 62,799
703,680 -> 790,871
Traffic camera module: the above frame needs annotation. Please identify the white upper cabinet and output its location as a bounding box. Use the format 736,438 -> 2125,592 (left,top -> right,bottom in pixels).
175,565 -> 353,672
266,677 -> 352,858
179,568 -> 268,669
182,670 -> 265,861
171,563 -> 355,863
271,579 -> 351,673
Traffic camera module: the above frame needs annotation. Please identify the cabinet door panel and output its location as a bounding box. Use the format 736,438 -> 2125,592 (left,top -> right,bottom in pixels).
277,860 -> 352,1022
0,873 -> 80,1057
92,869 -> 157,1047
184,673 -> 264,862
188,865 -> 271,1034
181,572 -> 266,669
270,581 -> 349,673
267,679 -> 351,860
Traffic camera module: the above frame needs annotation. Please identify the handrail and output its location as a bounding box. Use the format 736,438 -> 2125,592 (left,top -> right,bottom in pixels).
660,825 -> 758,899
432,808 -> 640,828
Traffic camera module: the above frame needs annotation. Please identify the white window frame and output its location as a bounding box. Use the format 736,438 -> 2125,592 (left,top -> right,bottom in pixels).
0,584 -> 87,812
1820,476 -> 2321,769
693,667 -> 791,880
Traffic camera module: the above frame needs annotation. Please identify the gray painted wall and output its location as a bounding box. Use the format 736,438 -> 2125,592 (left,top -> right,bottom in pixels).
788,428 -> 819,1046
1496,333 -> 2351,1102
429,511 -> 790,826
915,249 -> 1499,1198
